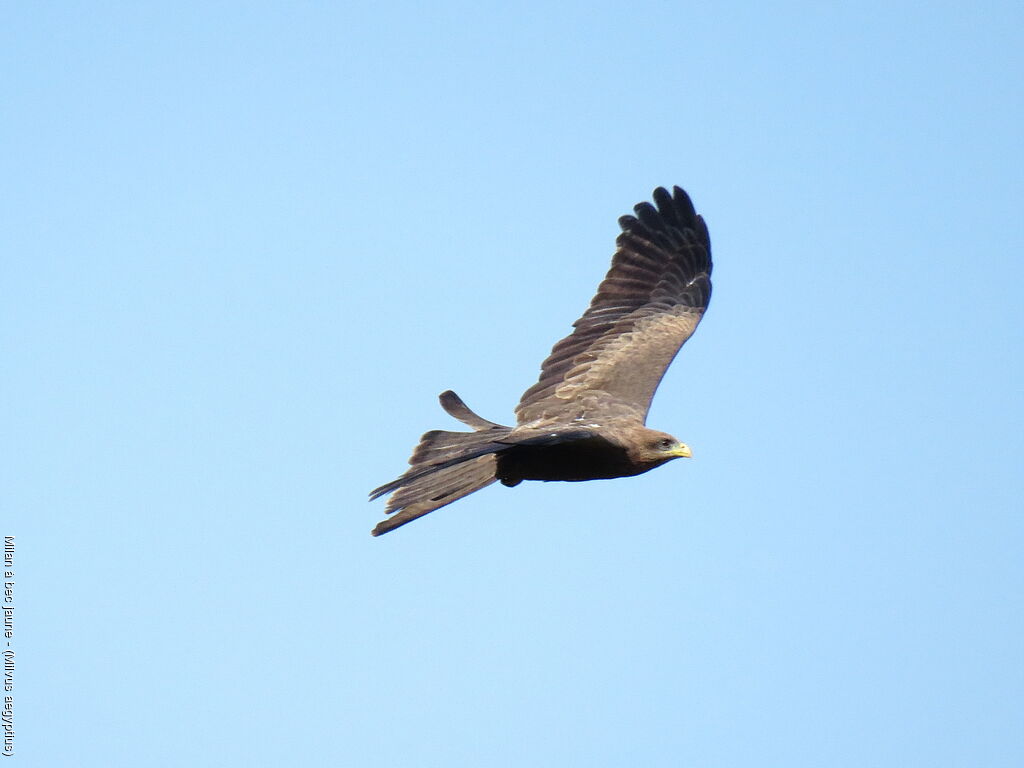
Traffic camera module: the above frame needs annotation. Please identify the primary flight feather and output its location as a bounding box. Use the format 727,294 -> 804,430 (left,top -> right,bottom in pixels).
369,185 -> 712,536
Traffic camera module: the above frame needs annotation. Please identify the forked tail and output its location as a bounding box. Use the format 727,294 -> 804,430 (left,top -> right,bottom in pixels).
369,392 -> 511,536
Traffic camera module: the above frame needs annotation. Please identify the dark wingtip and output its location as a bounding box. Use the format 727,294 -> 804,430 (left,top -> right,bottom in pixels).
670,186 -> 697,223
633,200 -> 661,229
371,516 -> 402,536
439,390 -> 461,411
372,509 -> 429,536
439,390 -> 503,430
368,481 -> 391,501
652,186 -> 677,225
623,185 -> 700,235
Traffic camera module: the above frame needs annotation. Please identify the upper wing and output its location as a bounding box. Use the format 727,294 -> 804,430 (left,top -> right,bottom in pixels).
515,186 -> 712,426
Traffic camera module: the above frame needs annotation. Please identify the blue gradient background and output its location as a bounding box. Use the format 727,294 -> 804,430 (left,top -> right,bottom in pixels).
3,2 -> 1022,766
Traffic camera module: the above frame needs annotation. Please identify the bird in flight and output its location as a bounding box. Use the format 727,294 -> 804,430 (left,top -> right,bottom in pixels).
370,186 -> 712,536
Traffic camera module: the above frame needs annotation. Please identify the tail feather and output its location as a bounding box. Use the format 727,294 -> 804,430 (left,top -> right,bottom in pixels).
371,455 -> 498,536
410,429 -> 501,468
369,429 -> 509,501
369,427 -> 512,536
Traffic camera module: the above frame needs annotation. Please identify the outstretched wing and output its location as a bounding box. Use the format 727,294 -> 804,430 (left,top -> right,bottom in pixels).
516,186 -> 712,426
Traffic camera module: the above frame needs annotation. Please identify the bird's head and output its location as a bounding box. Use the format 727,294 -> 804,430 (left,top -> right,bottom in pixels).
632,429 -> 693,466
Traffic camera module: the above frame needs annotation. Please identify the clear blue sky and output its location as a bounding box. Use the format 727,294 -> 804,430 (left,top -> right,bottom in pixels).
3,2 -> 1023,766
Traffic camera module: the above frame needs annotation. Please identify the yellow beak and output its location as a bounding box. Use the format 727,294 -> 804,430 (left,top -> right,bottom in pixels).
668,443 -> 692,458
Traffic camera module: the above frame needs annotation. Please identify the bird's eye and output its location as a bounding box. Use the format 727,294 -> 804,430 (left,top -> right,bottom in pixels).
658,438 -> 673,450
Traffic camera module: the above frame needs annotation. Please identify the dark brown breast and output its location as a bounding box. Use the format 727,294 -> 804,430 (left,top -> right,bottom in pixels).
496,436 -> 652,485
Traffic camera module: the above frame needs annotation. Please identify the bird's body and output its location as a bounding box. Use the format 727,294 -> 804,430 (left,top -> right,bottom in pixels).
498,435 -> 638,484
370,186 -> 712,536
496,431 -> 679,485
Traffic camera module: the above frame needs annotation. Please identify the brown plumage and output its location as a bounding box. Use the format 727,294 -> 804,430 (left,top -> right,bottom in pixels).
369,186 -> 713,536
